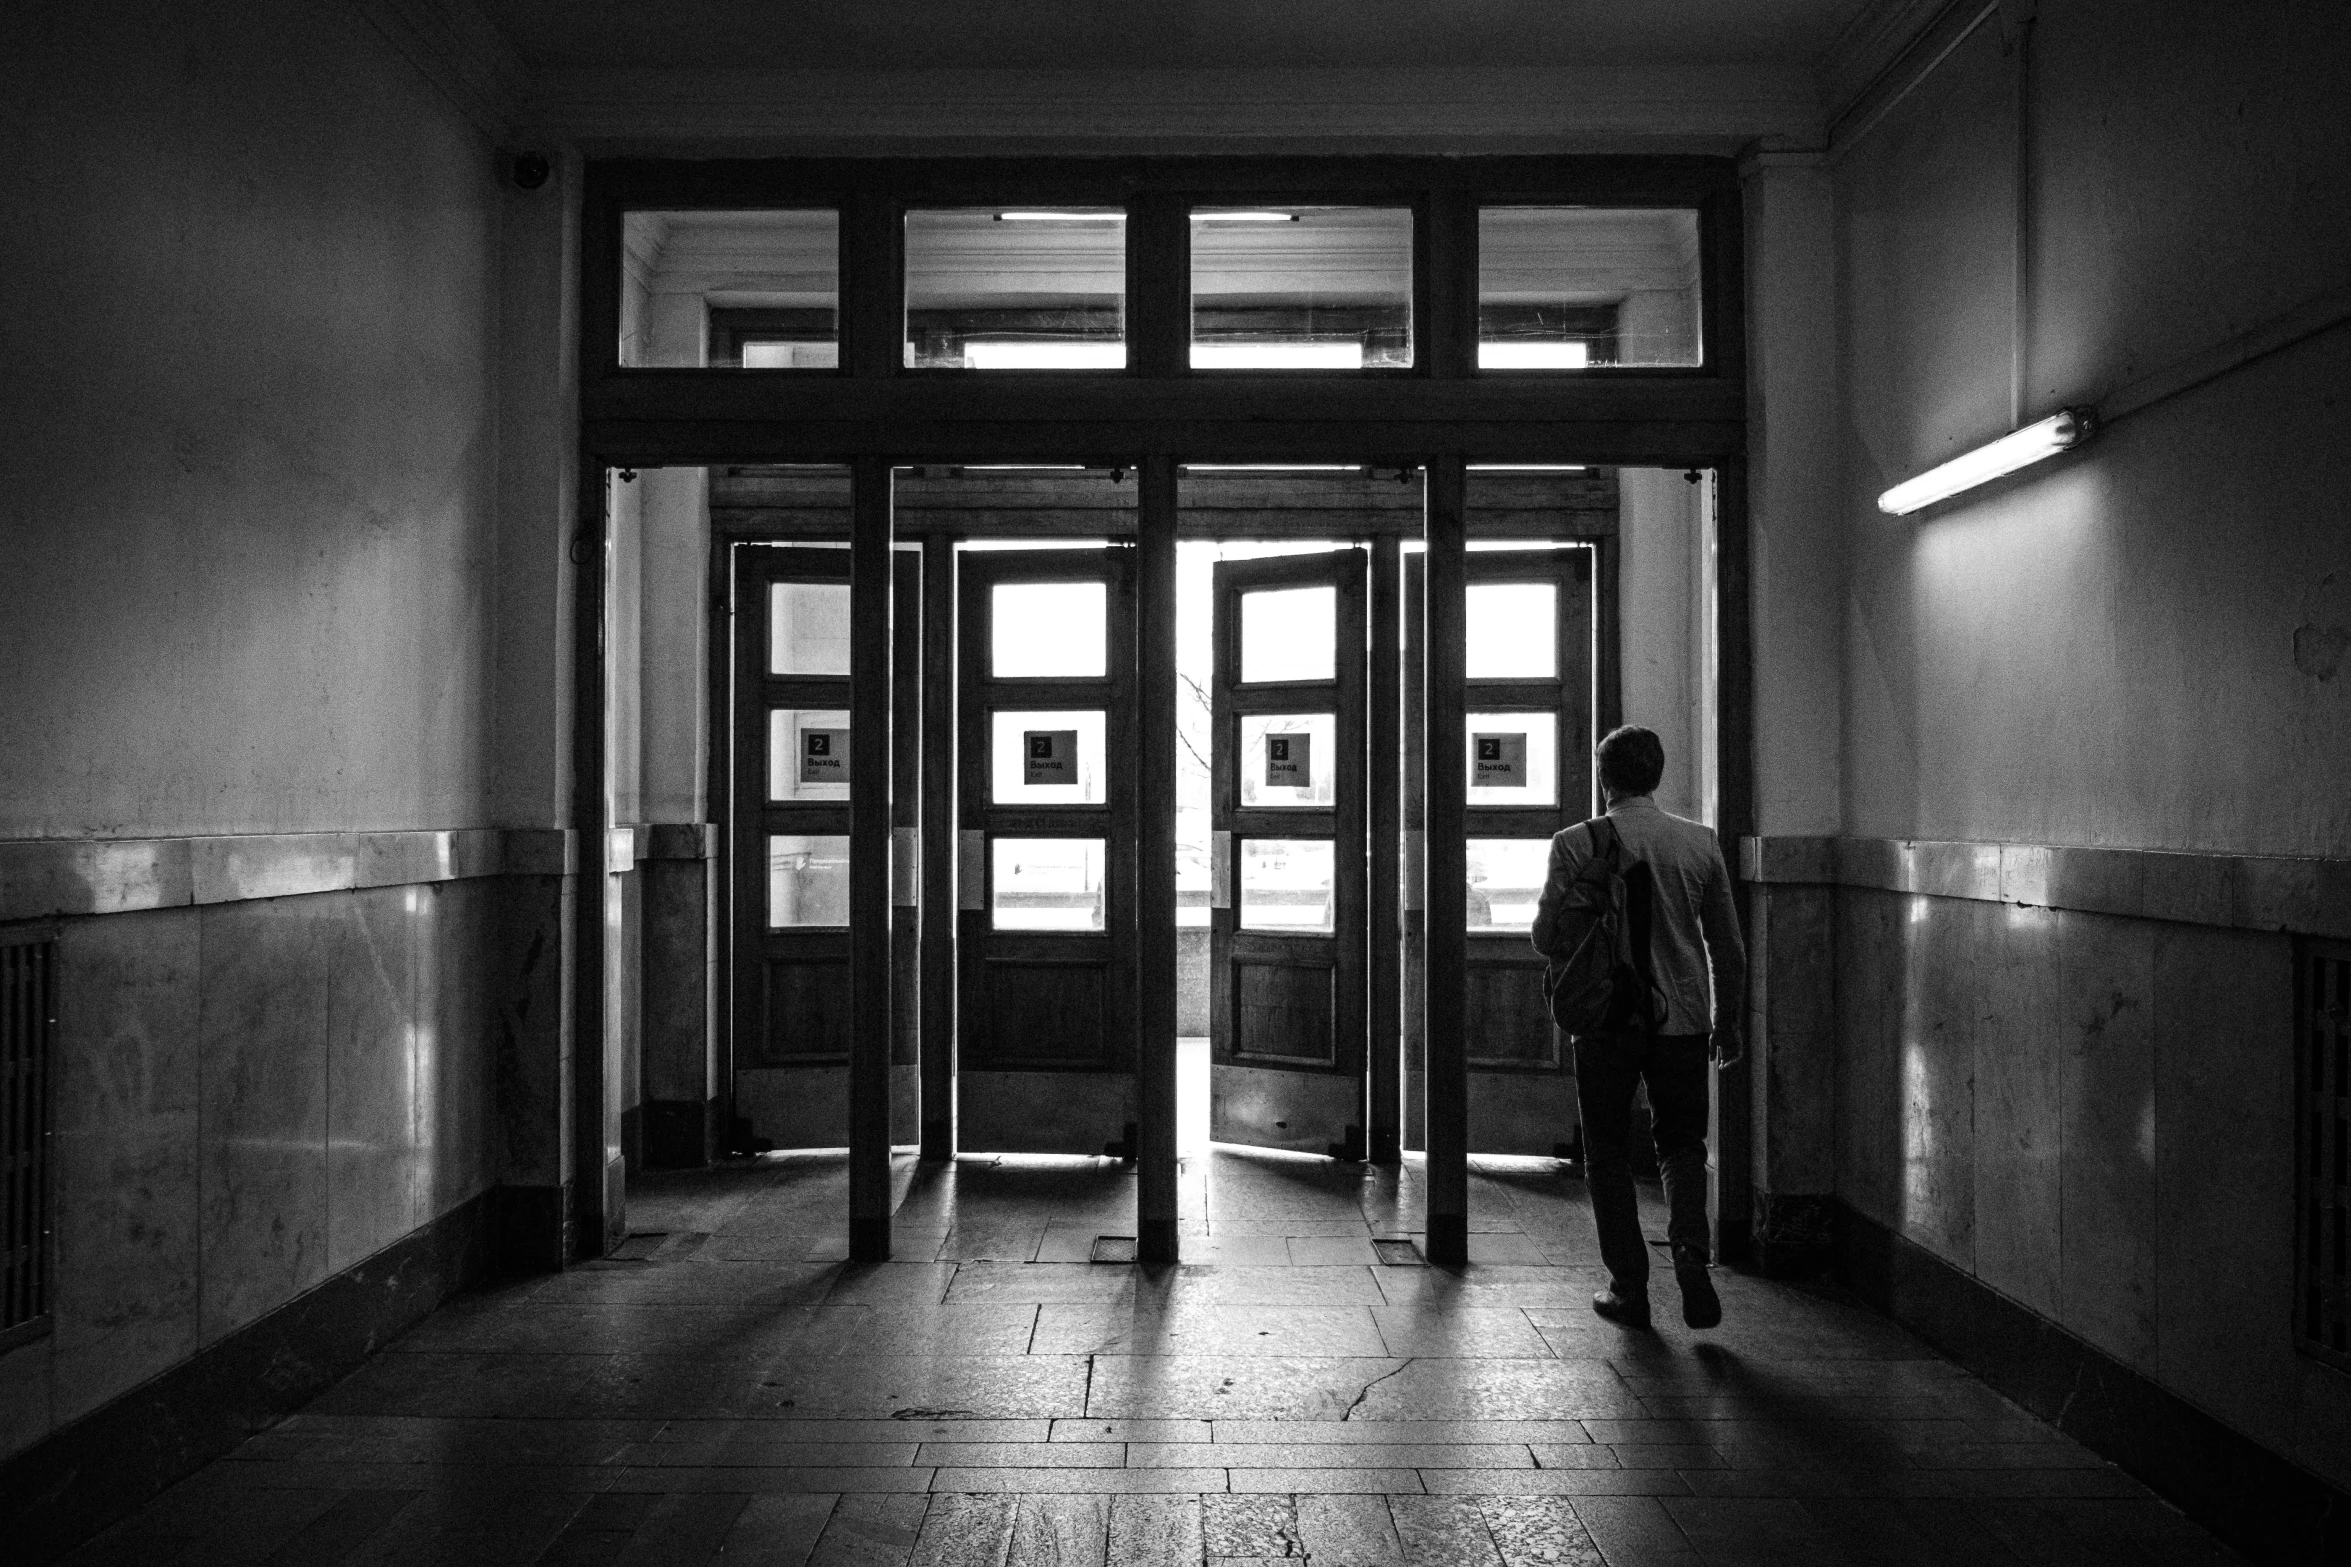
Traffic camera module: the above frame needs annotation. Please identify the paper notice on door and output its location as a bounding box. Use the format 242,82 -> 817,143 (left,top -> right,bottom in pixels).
800,727 -> 850,783
1263,732 -> 1313,789
1472,732 -> 1527,786
1023,729 -> 1079,785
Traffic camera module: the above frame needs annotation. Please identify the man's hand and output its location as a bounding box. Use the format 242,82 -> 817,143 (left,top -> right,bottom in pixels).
1710,1027 -> 1744,1068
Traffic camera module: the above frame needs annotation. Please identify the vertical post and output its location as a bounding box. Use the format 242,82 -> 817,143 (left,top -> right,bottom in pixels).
1129,196 -> 1187,1256
849,457 -> 895,1261
1424,191 -> 1477,380
842,190 -> 901,380
1422,456 -> 1469,1266
1367,535 -> 1403,1165
919,533 -> 957,1161
1711,460 -> 1756,1265
1127,193 -> 1188,378
570,462 -> 612,1260
1135,454 -> 1181,1263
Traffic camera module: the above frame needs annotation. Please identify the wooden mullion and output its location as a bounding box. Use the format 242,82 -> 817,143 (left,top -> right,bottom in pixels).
919,534 -> 957,1161
846,456 -> 894,1260
1422,455 -> 1470,1264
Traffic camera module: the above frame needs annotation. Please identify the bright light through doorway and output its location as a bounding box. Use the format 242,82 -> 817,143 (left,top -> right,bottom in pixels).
1478,341 -> 1590,369
1191,343 -> 1364,369
962,342 -> 1128,369
1175,540 -> 1353,928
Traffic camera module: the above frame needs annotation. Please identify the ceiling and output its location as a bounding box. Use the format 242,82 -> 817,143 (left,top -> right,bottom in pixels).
476,0 -> 1880,73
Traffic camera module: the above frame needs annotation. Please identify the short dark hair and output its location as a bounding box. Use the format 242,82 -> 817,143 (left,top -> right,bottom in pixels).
1596,725 -> 1665,798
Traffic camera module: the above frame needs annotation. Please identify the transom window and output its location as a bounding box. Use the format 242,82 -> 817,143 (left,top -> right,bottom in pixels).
598,167 -> 1718,380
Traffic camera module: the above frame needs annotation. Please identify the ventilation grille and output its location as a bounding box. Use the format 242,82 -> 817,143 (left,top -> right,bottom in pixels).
2,933 -> 56,1347
2300,940 -> 2351,1370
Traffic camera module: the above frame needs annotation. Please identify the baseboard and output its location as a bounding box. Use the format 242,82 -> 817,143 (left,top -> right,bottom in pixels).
1,1188 -> 496,1564
1751,1191 -> 1836,1278
620,1102 -> 644,1174
643,1096 -> 721,1169
1833,1201 -> 2349,1563
492,1180 -> 573,1275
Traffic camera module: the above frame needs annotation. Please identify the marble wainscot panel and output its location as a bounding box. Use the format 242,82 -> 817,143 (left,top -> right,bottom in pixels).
425,878 -> 500,1216
1968,901 -> 2062,1319
49,908 -> 204,1426
1832,886 -> 1904,1228
326,887 -> 427,1275
197,896 -> 334,1344
2054,909 -> 2159,1371
2151,922 -> 2297,1453
1895,892 -> 1981,1270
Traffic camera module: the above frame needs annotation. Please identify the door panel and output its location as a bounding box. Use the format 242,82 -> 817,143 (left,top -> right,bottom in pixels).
1464,547 -> 1593,1155
1210,550 -> 1368,1156
957,548 -> 1138,1154
730,545 -> 921,1151
1405,547 -> 1596,1157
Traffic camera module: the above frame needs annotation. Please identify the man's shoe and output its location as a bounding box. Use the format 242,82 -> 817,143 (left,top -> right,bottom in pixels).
1673,1245 -> 1722,1330
1591,1286 -> 1653,1331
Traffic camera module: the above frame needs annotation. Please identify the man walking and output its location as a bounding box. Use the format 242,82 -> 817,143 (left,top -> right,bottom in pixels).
1532,725 -> 1745,1330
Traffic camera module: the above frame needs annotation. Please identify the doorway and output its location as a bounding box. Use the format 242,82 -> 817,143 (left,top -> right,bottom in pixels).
665,461 -> 1711,1257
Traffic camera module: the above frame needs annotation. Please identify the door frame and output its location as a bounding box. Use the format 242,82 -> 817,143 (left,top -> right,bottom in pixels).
579,150 -> 1752,1263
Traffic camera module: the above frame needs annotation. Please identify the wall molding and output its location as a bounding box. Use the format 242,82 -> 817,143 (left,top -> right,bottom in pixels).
529,64 -> 1821,153
2098,281 -> 2351,427
1836,1202 -> 2349,1563
0,829 -> 577,924
350,0 -> 529,143
1821,0 -> 1995,155
1817,0 -> 1978,125
1742,834 -> 2351,938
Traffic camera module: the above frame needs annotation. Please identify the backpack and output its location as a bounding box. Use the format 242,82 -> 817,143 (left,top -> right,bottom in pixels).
1542,817 -> 1663,1039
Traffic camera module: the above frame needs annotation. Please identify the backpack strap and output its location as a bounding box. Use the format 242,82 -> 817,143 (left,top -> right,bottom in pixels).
1583,815 -> 1619,865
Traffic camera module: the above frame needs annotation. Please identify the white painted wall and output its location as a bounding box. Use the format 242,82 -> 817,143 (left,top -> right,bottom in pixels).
1743,154 -> 1843,838
638,468 -> 712,824
1837,2 -> 2351,857
0,1 -> 509,840
1619,468 -> 1715,823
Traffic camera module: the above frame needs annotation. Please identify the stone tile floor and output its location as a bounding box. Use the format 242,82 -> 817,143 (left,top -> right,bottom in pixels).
62,1148 -> 2242,1565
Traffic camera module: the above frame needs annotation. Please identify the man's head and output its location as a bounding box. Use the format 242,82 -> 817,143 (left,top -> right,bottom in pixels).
1596,725 -> 1665,802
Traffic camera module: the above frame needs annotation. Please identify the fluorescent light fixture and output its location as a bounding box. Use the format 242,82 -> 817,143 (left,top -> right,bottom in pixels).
1182,464 -> 1361,472
1193,211 -> 1299,223
1479,342 -> 1592,369
1191,343 -> 1363,370
1467,463 -> 1586,473
962,342 -> 1127,370
1877,408 -> 2096,515
958,464 -> 1089,472
994,210 -> 1125,222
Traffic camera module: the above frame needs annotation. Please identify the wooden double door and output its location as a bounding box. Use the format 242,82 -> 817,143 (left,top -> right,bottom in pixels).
727,534 -> 1592,1162
728,541 -> 1140,1157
